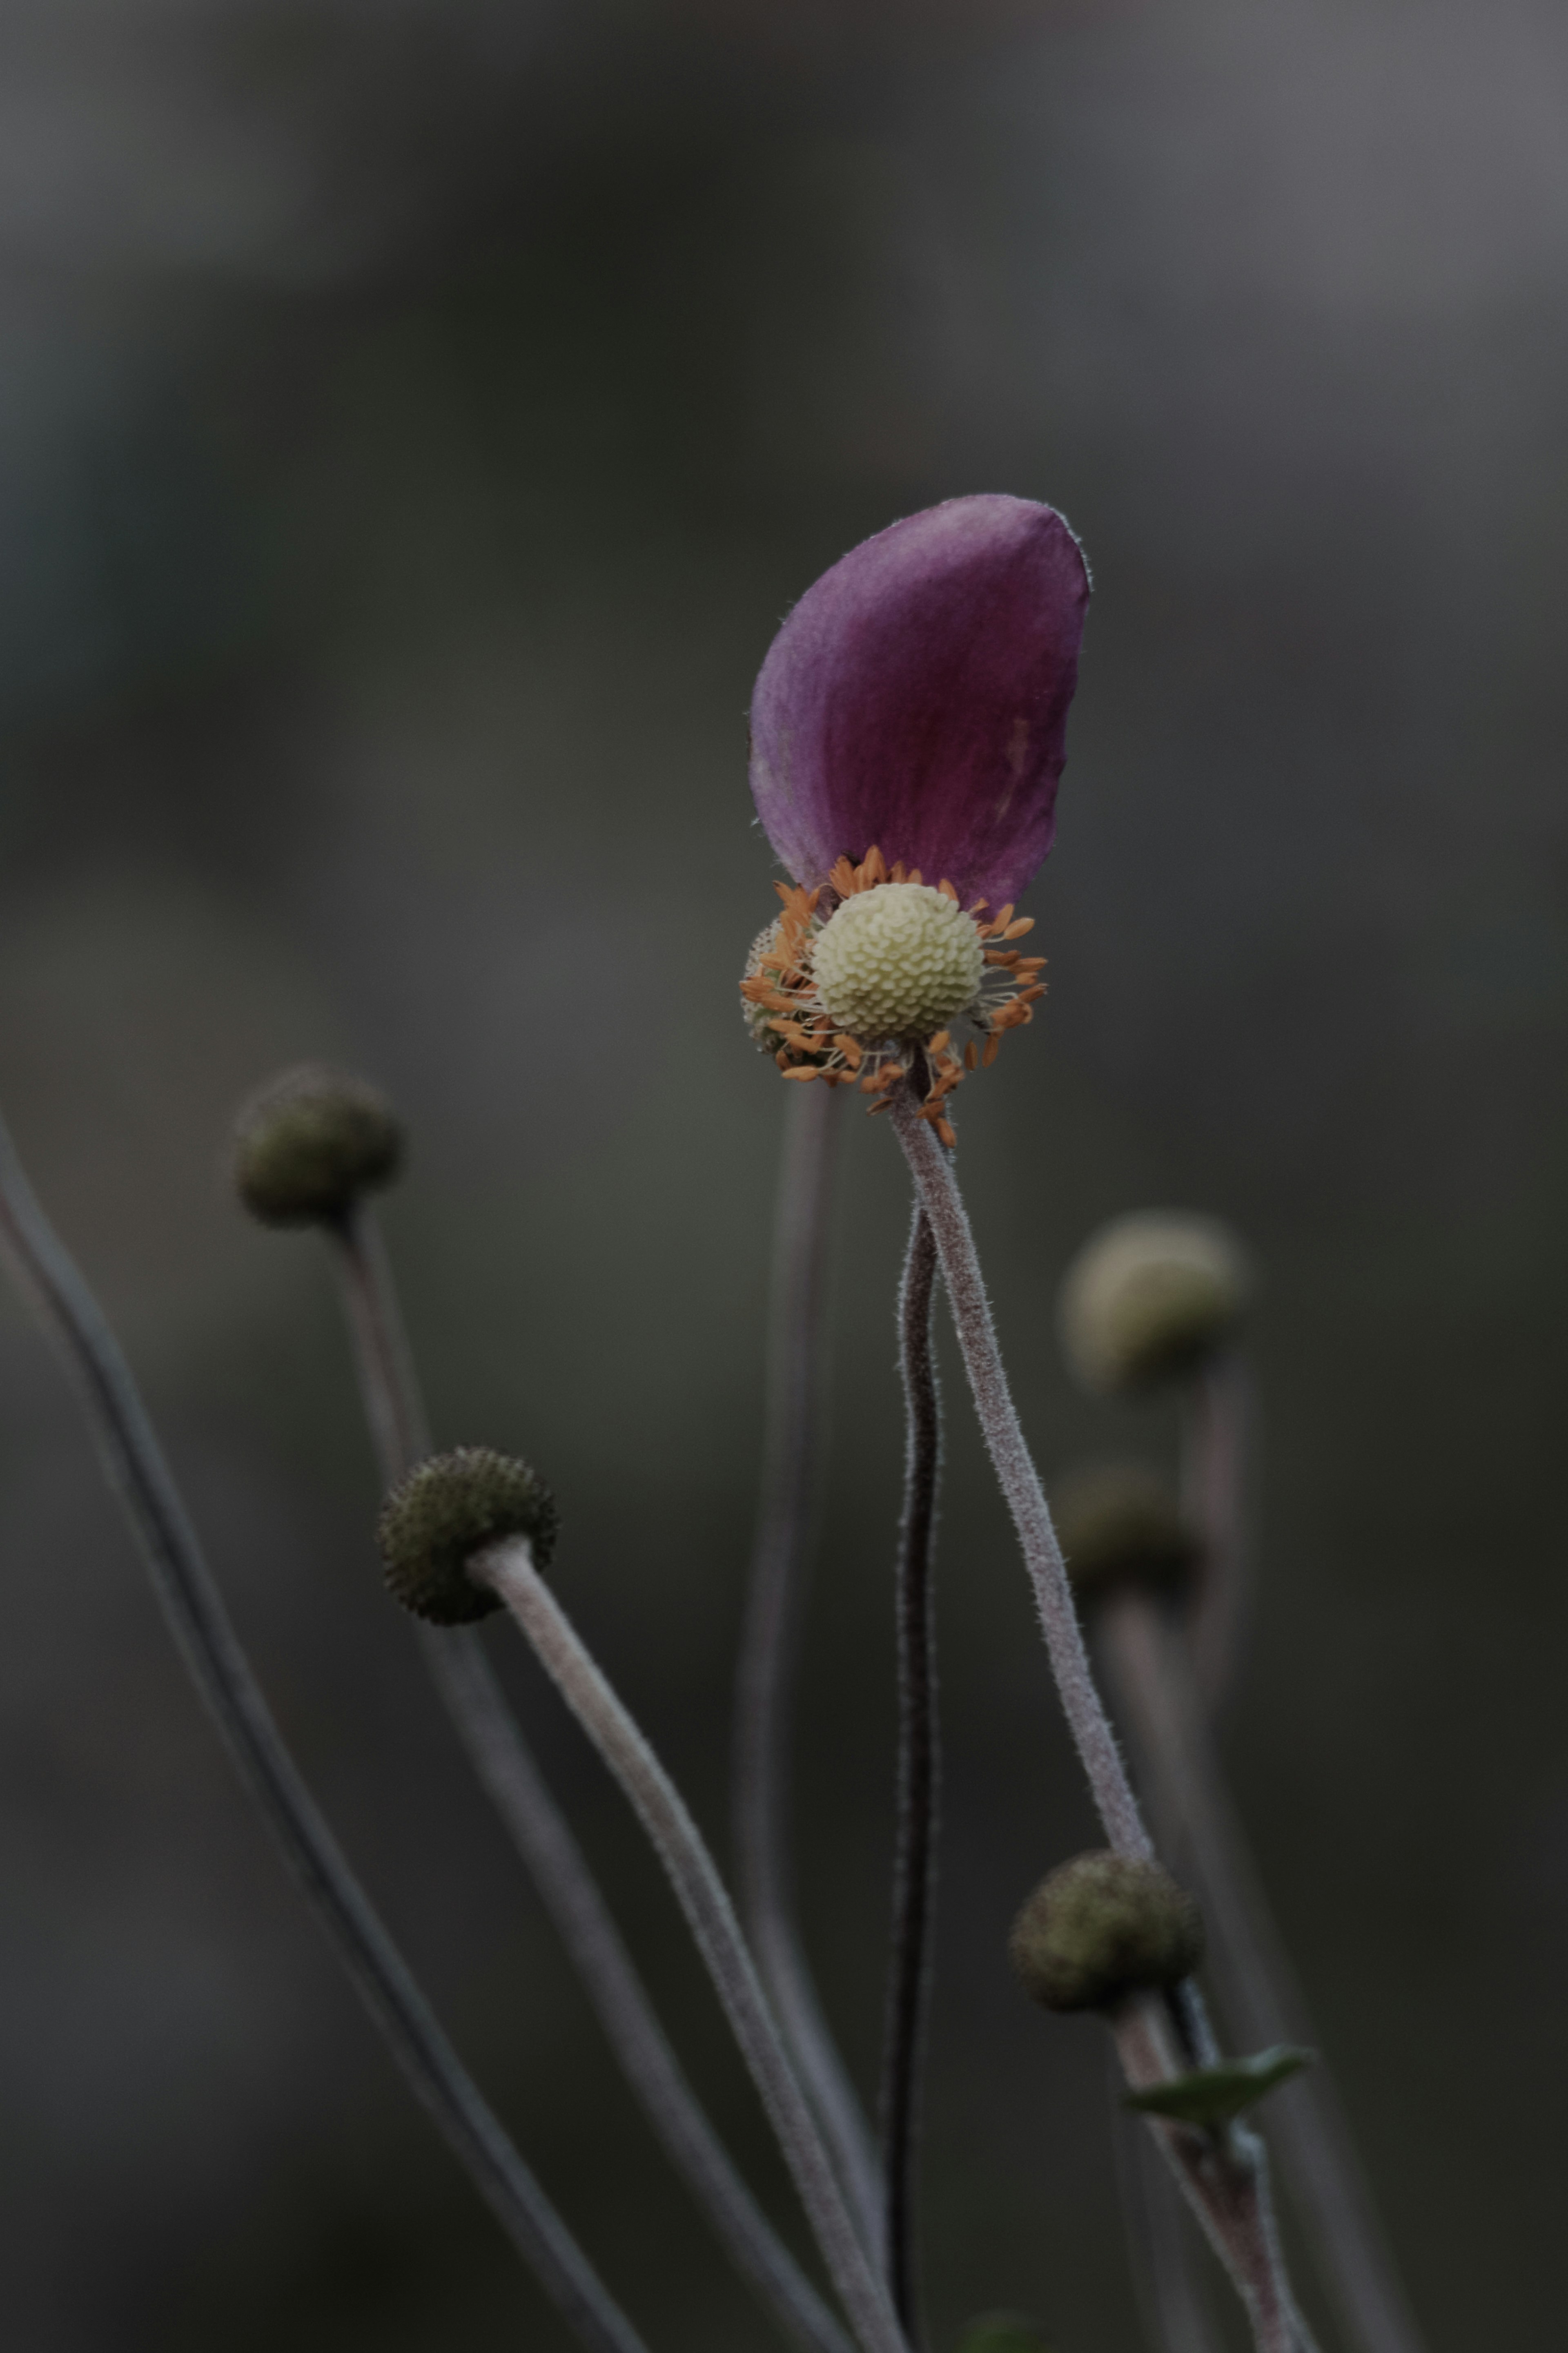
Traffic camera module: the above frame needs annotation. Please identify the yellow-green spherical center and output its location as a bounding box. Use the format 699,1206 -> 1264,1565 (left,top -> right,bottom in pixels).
812,883 -> 985,1041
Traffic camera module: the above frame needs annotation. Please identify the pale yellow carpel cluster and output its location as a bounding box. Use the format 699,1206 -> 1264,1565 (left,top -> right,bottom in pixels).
810,882 -> 986,1041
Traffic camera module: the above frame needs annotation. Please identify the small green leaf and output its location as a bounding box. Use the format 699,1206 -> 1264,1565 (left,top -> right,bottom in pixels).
958,2313 -> 1055,2353
1125,2044 -> 1313,2126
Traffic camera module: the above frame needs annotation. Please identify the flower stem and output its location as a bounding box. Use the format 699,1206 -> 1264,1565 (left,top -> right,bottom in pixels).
1097,1588 -> 1428,2353
1181,1354 -> 1253,1709
0,1111 -> 647,2353
1108,2064 -> 1223,2353
477,1536 -> 913,2353
734,1083 -> 883,2250
886,1089 -> 1312,2353
327,1209 -> 854,2353
887,1090 -> 1149,1858
879,1204 -> 941,2338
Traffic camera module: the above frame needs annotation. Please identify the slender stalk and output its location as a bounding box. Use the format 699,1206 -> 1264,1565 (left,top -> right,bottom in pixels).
1098,1588 -> 1429,2353
886,1092 -> 1310,2353
1109,2070 -> 1223,2353
1181,1354 -> 1253,1709
888,1091 -> 1149,1859
879,1205 -> 940,2337
0,1112 -> 646,2353
477,1536 -> 912,2353
734,1083 -> 883,2250
329,1209 -> 853,2353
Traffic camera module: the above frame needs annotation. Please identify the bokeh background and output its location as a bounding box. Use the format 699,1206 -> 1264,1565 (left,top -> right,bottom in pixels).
0,0 -> 1564,2345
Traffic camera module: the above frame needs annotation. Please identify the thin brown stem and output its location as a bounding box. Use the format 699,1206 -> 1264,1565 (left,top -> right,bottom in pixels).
477,1537 -> 912,2353
329,1209 -> 854,2353
1098,1589 -> 1428,2353
0,1113 -> 647,2353
734,1084 -> 882,2250
879,1206 -> 940,2337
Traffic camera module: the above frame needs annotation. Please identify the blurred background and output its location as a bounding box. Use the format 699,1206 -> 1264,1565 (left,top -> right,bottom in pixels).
0,0 -> 1564,2344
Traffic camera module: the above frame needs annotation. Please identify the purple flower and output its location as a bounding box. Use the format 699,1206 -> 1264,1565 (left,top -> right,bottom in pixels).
749,493 -> 1090,912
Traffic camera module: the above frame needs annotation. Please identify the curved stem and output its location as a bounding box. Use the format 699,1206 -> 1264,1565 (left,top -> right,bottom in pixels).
886,1093 -> 1311,2353
478,1537 -> 912,2353
879,1206 -> 940,2337
734,1084 -> 882,2250
0,1114 -> 646,2353
1098,1589 -> 1428,2353
888,1091 -> 1149,1859
329,1210 -> 853,2353
1181,1354 -> 1253,1710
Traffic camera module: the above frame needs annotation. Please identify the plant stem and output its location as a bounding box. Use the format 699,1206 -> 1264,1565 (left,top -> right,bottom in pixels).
888,1091 -> 1149,1859
1109,2068 -> 1223,2353
328,1209 -> 854,2353
1097,1588 -> 1428,2353
734,1083 -> 883,2250
879,1205 -> 940,2339
1181,1353 -> 1253,1709
477,1536 -> 912,2353
0,1112 -> 647,2353
886,1090 -> 1311,2353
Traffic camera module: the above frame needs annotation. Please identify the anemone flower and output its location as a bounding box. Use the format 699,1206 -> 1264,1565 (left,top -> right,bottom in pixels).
741,494 -> 1089,1143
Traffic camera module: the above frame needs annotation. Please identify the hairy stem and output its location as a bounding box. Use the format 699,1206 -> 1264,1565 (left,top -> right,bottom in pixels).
0,1113 -> 646,2353
886,1091 -> 1310,2353
734,1084 -> 882,2249
479,1536 -> 912,2353
1109,2072 -> 1223,2353
1181,1353 -> 1253,1709
329,1209 -> 852,2353
1098,1588 -> 1428,2353
879,1205 -> 941,2337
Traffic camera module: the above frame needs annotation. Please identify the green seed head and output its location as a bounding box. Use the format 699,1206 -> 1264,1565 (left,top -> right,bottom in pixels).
1058,1211 -> 1251,1396
811,882 -> 984,1041
1054,1462 -> 1198,1605
232,1064 -> 404,1228
378,1447 -> 559,1626
1009,1850 -> 1204,2013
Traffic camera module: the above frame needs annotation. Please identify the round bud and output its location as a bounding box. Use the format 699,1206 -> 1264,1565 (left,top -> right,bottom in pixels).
1054,1462 -> 1198,1605
378,1447 -> 559,1626
232,1064 -> 404,1227
811,882 -> 985,1042
1058,1211 -> 1251,1396
1009,1850 -> 1204,2013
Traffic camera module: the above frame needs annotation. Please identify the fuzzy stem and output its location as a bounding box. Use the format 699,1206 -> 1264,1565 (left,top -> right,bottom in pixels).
1098,1588 -> 1428,2353
0,1113 -> 646,2353
888,1090 -> 1149,1858
478,1537 -> 912,2353
734,1083 -> 883,2249
879,1205 -> 941,2338
1109,2068 -> 1223,2353
886,1091 -> 1312,2353
328,1209 -> 853,2353
1181,1354 -> 1253,1709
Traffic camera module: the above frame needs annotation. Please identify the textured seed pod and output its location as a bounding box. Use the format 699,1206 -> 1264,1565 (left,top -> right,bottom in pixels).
378,1447 -> 559,1626
1009,1850 -> 1204,2012
1058,1211 -> 1251,1396
232,1064 -> 404,1227
1054,1462 -> 1199,1605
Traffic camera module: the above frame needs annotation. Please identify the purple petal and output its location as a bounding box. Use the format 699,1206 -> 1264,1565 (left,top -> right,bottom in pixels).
748,494 -> 1089,910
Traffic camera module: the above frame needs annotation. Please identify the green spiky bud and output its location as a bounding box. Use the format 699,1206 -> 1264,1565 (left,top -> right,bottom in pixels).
232,1064 -> 404,1227
1009,1850 -> 1204,2013
377,1447 -> 559,1626
1058,1210 -> 1251,1396
1054,1462 -> 1198,1604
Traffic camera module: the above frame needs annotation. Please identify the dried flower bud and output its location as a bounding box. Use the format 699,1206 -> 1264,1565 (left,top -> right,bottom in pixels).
232,1064 -> 404,1227
378,1446 -> 559,1626
1058,1211 -> 1251,1397
1054,1462 -> 1198,1605
1009,1850 -> 1204,2013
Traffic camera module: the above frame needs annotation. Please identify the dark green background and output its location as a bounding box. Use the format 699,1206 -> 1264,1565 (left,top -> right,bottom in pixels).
0,2 -> 1562,2346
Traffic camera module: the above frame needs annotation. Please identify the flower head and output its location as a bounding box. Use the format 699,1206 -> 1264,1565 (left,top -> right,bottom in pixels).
741,495 -> 1088,1140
